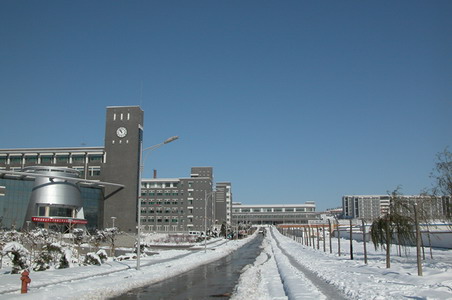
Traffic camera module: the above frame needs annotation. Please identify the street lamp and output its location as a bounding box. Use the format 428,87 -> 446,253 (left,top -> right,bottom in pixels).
111,216 -> 116,228
204,191 -> 215,253
137,135 -> 179,270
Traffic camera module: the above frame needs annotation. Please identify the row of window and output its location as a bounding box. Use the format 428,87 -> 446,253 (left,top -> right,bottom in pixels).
141,217 -> 184,223
141,182 -> 196,189
141,208 -> 184,214
0,154 -> 103,165
141,191 -> 180,196
233,207 -> 314,213
141,200 -> 183,205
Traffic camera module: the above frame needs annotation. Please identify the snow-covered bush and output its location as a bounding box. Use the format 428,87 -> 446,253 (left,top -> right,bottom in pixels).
2,242 -> 30,274
89,229 -> 106,251
32,242 -> 72,271
96,249 -> 108,263
84,252 -> 102,266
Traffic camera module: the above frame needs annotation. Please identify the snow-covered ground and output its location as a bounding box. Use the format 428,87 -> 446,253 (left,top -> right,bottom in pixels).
1,227 -> 452,299
231,226 -> 452,300
0,238 -> 251,299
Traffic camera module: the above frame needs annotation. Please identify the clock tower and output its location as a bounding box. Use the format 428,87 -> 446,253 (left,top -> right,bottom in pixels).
102,106 -> 144,232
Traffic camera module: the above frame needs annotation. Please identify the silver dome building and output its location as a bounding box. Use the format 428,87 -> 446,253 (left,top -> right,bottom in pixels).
23,166 -> 87,230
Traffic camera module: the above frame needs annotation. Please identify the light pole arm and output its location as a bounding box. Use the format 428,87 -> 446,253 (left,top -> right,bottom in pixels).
136,135 -> 179,270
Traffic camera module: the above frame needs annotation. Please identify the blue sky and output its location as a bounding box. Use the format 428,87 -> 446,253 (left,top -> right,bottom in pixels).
1,1 -> 451,211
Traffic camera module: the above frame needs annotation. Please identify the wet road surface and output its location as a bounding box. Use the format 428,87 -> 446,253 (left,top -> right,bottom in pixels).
113,234 -> 264,300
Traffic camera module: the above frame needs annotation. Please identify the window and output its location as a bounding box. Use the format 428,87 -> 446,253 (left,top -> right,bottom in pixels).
25,156 -> 38,163
73,167 -> 85,177
72,155 -> 85,163
56,155 -> 69,163
89,166 -> 101,176
0,156 -> 6,164
10,156 -> 22,164
49,207 -> 73,218
88,155 -> 103,163
38,206 -> 46,216
41,155 -> 53,164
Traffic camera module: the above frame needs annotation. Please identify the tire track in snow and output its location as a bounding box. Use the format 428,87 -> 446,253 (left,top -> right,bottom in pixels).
270,227 -> 349,300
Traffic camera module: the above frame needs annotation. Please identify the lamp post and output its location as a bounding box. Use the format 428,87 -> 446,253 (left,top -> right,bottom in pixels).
137,136 -> 179,270
111,216 -> 116,228
204,191 -> 215,253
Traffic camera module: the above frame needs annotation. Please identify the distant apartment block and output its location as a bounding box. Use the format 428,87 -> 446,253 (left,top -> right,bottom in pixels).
232,202 -> 317,225
343,195 -> 451,220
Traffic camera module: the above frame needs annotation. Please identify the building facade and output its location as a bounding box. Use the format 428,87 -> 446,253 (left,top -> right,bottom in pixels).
139,167 -> 214,233
215,182 -> 232,226
0,106 -> 142,232
342,194 -> 451,220
232,202 -> 317,225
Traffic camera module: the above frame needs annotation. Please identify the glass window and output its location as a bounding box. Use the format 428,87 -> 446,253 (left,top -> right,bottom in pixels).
88,155 -> 103,163
72,155 -> 85,163
10,156 -> 22,164
41,155 -> 53,163
25,156 -> 38,163
89,166 -> 101,176
38,206 -> 46,216
56,155 -> 69,163
49,207 -> 73,217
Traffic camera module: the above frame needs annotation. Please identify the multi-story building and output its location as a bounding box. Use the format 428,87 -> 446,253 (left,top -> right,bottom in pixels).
215,182 -> 232,226
139,167 -> 214,233
0,106 -> 144,232
342,195 -> 389,221
342,194 -> 451,220
232,201 -> 317,225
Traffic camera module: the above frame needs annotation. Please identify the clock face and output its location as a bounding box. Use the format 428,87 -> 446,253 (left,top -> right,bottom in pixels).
116,127 -> 127,138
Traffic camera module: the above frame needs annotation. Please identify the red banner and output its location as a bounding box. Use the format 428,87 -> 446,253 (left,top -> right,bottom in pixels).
31,217 -> 88,224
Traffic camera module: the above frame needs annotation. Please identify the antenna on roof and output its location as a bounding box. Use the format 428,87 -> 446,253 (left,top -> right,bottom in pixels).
140,80 -> 143,107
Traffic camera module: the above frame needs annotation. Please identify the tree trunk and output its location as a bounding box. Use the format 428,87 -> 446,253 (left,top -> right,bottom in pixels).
386,221 -> 391,269
328,219 -> 332,254
414,204 -> 423,276
362,219 -> 367,264
337,220 -> 341,256
349,219 -> 354,260
316,226 -> 320,250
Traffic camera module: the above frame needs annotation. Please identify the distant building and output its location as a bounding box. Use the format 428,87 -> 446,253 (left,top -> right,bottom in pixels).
139,167 -> 214,233
232,201 -> 317,225
215,182 -> 232,226
342,194 -> 451,220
